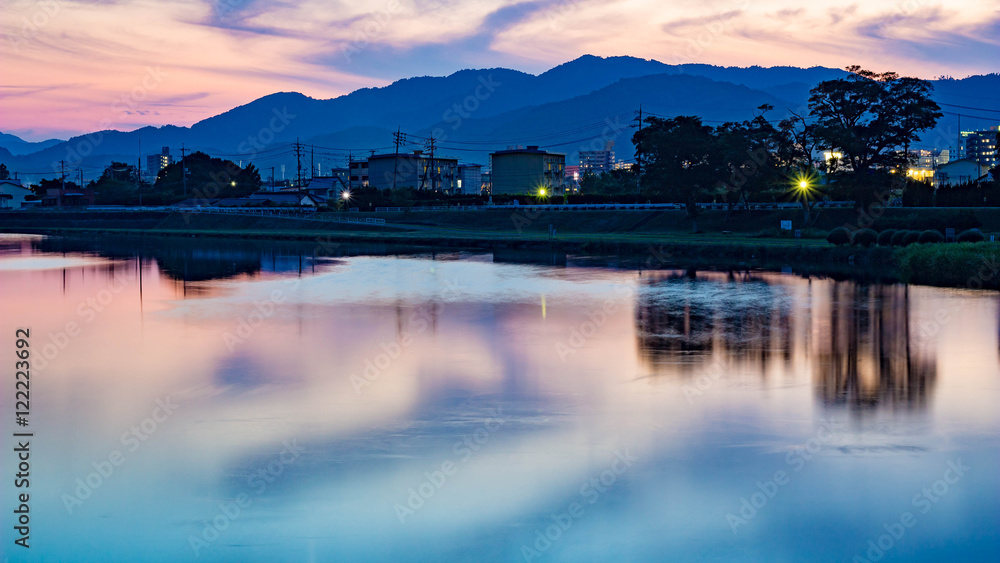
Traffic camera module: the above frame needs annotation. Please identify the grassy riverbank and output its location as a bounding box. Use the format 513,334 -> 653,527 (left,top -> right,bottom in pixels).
895,242 -> 1000,290
8,208 -> 1000,288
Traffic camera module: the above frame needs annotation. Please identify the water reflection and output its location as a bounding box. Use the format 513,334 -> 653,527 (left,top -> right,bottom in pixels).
635,270 -> 937,411
815,283 -> 936,411
1,234 -> 996,563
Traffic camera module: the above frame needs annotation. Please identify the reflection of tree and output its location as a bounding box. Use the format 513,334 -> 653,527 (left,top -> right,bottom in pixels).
635,280 -> 715,364
814,283 -> 935,411
33,236 -> 352,282
634,273 -> 937,412
635,271 -> 790,371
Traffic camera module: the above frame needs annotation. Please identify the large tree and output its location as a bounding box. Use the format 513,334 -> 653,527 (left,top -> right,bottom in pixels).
809,66 -> 941,205
90,162 -> 150,205
154,151 -> 262,203
634,115 -> 727,231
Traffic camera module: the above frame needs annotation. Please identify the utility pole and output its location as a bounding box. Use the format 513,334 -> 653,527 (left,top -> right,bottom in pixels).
310,144 -> 315,181
425,135 -> 437,192
180,144 -> 188,197
269,166 -> 275,191
392,127 -> 404,191
635,104 -> 643,195
294,138 -> 303,204
347,152 -> 353,191
60,160 -> 66,191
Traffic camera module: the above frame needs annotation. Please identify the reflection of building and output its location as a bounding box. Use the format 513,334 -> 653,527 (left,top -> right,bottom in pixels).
489,146 -> 566,195
367,152 -> 459,192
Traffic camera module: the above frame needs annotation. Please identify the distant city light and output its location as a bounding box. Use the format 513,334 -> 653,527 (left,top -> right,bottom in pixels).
230,181 -> 236,186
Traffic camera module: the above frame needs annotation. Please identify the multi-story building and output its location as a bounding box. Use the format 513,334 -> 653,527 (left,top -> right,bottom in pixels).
962,128 -> 999,168
935,159 -> 991,187
146,147 -> 172,177
457,164 -> 482,194
489,146 -> 566,195
579,142 -> 615,174
349,160 -> 369,187
367,151 -> 459,192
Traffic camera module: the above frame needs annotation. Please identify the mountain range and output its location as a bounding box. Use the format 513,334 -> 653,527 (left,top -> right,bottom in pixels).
1,55 -> 997,183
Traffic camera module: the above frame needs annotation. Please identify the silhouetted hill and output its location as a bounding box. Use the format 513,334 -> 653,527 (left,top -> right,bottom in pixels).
3,56 -> 997,179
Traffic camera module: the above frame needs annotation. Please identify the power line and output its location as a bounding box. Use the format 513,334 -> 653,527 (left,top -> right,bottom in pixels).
938,102 -> 1000,114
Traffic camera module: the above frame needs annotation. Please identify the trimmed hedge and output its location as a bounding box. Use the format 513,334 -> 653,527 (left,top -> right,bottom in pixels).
901,231 -> 921,246
853,229 -> 878,247
918,229 -> 944,244
958,228 -> 985,243
827,227 -> 853,246
877,229 -> 897,246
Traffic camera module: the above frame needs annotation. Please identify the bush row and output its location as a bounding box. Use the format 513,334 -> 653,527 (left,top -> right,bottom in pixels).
827,227 -> 984,247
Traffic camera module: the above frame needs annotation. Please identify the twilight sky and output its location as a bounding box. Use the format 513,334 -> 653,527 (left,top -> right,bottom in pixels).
2,0 -> 999,141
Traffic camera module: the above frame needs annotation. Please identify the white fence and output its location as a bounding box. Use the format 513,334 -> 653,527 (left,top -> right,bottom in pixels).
379,202 -> 855,212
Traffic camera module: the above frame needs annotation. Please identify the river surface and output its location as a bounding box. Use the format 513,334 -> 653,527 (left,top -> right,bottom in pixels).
1,234 -> 998,562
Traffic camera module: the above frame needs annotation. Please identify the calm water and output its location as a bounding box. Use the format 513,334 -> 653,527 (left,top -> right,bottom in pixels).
1,234 -> 998,562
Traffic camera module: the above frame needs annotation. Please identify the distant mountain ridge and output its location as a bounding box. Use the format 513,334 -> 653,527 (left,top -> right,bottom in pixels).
2,55 -> 997,181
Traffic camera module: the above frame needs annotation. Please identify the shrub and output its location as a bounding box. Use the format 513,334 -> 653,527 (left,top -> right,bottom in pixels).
901,231 -> 922,246
918,229 -> 944,244
826,227 -> 853,246
957,228 -> 985,243
877,229 -> 897,246
896,242 -> 1000,289
890,230 -> 908,246
853,229 -> 878,247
